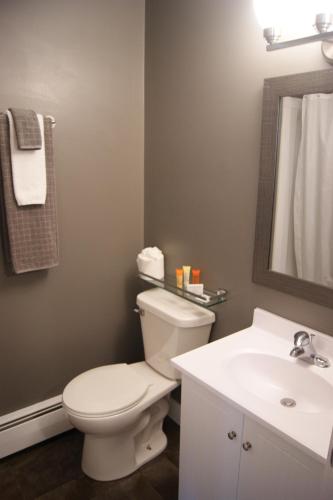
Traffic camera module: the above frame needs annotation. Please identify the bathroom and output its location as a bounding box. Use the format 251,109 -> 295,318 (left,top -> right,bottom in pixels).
1,0 -> 333,498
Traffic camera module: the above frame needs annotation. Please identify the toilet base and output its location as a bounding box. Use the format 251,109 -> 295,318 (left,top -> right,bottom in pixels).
81,397 -> 169,481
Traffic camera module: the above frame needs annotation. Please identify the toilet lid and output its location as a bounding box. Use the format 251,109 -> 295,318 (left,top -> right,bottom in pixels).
63,364 -> 149,417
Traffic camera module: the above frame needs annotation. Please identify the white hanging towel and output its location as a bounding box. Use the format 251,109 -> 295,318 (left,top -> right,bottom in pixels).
294,93 -> 333,288
6,110 -> 47,206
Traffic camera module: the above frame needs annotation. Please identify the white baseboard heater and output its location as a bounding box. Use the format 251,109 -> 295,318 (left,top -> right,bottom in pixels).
0,395 -> 72,459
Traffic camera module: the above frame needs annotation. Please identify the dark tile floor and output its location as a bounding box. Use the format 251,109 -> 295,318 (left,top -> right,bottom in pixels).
0,418 -> 180,500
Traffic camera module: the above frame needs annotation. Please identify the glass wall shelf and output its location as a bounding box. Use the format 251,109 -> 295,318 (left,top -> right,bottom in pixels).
138,272 -> 227,308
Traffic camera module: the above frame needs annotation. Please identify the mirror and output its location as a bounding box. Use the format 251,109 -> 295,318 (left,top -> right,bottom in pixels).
253,68 -> 333,308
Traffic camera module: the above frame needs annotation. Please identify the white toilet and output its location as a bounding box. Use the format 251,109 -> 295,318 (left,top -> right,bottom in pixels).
62,288 -> 215,481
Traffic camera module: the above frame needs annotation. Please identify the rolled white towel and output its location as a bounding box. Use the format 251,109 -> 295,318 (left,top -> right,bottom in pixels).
137,247 -> 164,279
141,246 -> 161,258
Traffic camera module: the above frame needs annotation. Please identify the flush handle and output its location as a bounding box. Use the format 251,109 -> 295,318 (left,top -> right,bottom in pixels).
242,441 -> 252,451
227,431 -> 237,440
133,307 -> 144,316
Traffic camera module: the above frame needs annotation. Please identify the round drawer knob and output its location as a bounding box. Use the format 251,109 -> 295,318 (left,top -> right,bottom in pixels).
242,441 -> 252,451
227,431 -> 237,440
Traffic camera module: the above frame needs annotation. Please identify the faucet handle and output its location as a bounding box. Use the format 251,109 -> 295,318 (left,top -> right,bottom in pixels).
294,331 -> 311,347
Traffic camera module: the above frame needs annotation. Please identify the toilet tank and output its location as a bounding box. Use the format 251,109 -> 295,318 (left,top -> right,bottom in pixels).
136,288 -> 215,379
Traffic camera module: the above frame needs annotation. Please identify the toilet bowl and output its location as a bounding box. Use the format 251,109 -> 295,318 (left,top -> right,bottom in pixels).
63,361 -> 177,481
62,288 -> 215,481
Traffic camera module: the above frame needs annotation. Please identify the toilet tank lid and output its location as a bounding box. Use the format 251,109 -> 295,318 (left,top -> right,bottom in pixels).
137,288 -> 215,328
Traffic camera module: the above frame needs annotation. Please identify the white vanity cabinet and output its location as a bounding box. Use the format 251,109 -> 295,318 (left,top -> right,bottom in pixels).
179,375 -> 243,500
179,375 -> 326,500
237,418 -> 323,500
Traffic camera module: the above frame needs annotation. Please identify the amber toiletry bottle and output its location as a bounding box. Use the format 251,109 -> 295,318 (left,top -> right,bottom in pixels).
176,268 -> 184,288
192,269 -> 201,284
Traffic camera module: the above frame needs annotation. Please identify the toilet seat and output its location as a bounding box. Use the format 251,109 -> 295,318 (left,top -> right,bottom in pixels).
63,364 -> 149,418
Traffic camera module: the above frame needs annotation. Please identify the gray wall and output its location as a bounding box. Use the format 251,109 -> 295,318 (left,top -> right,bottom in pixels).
0,0 -> 145,415
145,0 -> 333,341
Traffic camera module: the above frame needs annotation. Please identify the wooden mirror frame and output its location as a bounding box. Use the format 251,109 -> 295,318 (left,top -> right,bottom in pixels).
253,68 -> 333,308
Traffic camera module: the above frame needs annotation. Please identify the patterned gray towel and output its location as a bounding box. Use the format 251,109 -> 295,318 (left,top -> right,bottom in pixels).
9,108 -> 42,150
0,114 -> 59,274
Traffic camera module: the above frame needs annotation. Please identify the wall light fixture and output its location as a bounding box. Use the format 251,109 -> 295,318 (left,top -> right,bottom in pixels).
253,0 -> 333,63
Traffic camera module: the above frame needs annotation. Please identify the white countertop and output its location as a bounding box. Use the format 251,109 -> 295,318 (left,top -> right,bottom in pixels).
172,308 -> 333,463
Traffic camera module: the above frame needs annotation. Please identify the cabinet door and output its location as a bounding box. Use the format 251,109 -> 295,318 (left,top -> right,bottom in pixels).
321,429 -> 333,500
179,376 -> 243,500
237,417 -> 324,500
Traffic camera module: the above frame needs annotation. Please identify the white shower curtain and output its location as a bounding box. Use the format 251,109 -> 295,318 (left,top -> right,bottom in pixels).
294,93 -> 333,287
271,97 -> 301,276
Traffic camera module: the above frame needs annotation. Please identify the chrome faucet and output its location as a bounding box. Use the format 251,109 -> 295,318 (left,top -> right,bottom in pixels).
290,331 -> 330,368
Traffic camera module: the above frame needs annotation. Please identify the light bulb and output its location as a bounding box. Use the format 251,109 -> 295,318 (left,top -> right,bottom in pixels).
314,0 -> 333,14
253,0 -> 282,29
253,0 -> 285,43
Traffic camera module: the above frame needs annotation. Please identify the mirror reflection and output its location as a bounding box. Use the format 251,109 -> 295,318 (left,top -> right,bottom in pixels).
270,93 -> 333,288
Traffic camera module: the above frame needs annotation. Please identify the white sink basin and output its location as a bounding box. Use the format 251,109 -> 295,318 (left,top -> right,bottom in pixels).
228,352 -> 333,414
172,308 -> 333,461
